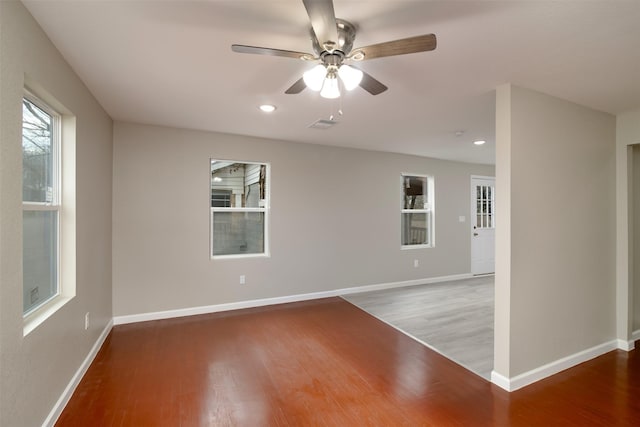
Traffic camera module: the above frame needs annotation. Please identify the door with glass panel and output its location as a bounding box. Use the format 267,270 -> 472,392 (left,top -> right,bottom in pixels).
471,176 -> 495,275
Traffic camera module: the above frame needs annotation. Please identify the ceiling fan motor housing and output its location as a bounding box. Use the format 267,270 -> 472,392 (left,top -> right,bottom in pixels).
311,19 -> 356,57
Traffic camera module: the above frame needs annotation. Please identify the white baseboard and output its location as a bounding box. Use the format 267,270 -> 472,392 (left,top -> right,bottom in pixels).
42,319 -> 113,427
491,339 -> 618,392
614,330 -> 640,351
113,273 -> 473,325
617,338 -> 635,351
490,371 -> 511,391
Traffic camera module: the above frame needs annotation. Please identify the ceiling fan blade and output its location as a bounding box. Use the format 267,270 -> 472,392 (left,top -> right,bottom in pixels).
352,34 -> 437,61
285,78 -> 307,94
302,0 -> 339,50
353,67 -> 388,95
232,44 -> 313,60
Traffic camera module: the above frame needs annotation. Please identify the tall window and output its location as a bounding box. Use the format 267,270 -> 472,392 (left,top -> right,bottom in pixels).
401,174 -> 435,248
210,160 -> 269,258
22,94 -> 60,315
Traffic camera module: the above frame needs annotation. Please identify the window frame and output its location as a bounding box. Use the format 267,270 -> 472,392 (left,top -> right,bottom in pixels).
22,84 -> 76,336
400,173 -> 435,249
22,91 -> 62,317
209,159 -> 270,260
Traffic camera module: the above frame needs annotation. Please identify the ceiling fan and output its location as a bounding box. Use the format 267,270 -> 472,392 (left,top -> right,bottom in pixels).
231,0 -> 437,99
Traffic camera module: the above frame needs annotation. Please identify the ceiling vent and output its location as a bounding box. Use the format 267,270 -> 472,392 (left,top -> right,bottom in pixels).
308,119 -> 338,130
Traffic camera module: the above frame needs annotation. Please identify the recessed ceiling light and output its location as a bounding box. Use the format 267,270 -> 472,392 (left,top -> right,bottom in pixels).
473,140 -> 486,146
259,104 -> 276,113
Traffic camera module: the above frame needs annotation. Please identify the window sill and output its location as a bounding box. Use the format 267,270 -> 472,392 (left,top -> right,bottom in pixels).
211,253 -> 270,261
401,244 -> 434,250
23,295 -> 74,336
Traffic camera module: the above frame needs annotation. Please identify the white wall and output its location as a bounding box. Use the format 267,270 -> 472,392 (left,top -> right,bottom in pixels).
112,122 -> 494,317
0,2 -> 113,426
495,84 -> 616,378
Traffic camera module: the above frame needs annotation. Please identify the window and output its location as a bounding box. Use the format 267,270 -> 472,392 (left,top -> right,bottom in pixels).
401,174 -> 434,248
475,183 -> 495,229
210,160 -> 269,258
22,94 -> 60,315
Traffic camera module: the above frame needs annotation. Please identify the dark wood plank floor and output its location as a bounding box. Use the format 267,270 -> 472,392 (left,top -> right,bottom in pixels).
56,298 -> 640,426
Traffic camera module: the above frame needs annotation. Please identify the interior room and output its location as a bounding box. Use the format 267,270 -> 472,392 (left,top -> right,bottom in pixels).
1,1 -> 640,425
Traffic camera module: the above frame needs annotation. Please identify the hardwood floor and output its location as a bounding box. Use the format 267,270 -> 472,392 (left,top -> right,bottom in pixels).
342,276 -> 494,379
56,298 -> 639,426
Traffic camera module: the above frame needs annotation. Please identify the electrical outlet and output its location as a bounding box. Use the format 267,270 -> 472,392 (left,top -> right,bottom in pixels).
239,275 -> 246,285
84,312 -> 90,330
414,259 -> 419,268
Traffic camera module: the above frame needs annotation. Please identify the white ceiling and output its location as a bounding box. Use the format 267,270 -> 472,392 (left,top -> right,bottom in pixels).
23,1 -> 640,165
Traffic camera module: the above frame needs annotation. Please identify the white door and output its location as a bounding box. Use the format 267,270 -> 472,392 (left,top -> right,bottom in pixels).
471,176 -> 495,275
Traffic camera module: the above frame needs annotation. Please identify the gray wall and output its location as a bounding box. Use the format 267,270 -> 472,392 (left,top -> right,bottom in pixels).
112,122 -> 494,317
0,2 -> 113,426
495,84 -> 616,378
634,144 -> 640,331
615,109 -> 640,341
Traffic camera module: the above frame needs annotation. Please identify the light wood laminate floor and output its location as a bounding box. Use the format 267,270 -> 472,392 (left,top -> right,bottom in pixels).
342,275 -> 494,379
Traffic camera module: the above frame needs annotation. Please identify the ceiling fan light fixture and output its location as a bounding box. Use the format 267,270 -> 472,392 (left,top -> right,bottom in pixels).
303,64 -> 327,91
320,74 -> 340,99
338,64 -> 363,91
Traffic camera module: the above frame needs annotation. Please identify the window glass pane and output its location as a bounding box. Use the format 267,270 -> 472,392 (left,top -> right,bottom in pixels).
22,99 -> 53,203
403,176 -> 427,209
212,212 -> 265,256
23,210 -> 58,313
211,161 -> 266,208
401,212 -> 428,246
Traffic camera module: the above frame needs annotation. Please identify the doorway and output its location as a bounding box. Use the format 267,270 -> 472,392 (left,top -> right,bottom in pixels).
471,176 -> 495,275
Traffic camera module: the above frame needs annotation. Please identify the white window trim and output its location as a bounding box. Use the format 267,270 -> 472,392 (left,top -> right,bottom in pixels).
22,87 -> 76,336
210,160 -> 270,260
400,173 -> 435,249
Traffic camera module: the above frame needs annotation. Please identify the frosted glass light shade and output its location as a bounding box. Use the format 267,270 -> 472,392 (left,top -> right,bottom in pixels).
320,75 -> 340,99
337,65 -> 363,91
303,64 -> 327,91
